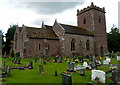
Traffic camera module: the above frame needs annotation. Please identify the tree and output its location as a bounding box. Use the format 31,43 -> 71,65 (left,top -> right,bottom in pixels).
3,25 -> 16,55
107,25 -> 120,53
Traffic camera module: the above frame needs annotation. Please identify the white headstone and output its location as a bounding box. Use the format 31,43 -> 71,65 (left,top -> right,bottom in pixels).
103,60 -> 109,65
106,57 -> 111,62
91,70 -> 106,83
83,62 -> 88,67
117,56 -> 120,61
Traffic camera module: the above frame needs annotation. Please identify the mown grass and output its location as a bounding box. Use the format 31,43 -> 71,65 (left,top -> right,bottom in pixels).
1,56 -> 120,84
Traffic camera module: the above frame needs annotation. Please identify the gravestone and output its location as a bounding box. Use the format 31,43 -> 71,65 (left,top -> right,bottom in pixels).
83,62 -> 88,68
43,59 -> 46,64
91,61 -> 97,69
106,57 -> 111,62
73,56 -> 76,60
117,56 -> 120,61
89,56 -> 93,61
17,58 -> 20,64
68,62 -> 74,70
95,60 -> 101,66
28,60 -> 33,69
55,70 -> 58,76
103,60 -> 109,65
91,70 -> 106,83
112,65 -> 120,83
6,66 -> 10,76
80,69 -> 85,76
61,74 -> 72,85
78,57 -> 83,63
39,58 -> 43,63
34,58 -> 37,62
2,61 -> 5,72
39,65 -> 44,75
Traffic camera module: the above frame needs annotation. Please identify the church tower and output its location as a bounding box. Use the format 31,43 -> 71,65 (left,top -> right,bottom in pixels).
77,2 -> 108,55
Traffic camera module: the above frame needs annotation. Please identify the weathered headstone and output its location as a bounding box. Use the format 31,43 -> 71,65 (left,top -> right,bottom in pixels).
103,60 -> 109,65
55,70 -> 58,76
28,60 -> 33,69
68,62 -> 74,70
61,74 -> 72,85
6,66 -> 10,76
112,64 -> 120,83
2,61 -> 5,72
39,65 -> 44,75
89,56 -> 93,61
91,61 -> 97,69
91,70 -> 106,83
117,56 -> 120,61
80,69 -> 85,76
83,62 -> 88,68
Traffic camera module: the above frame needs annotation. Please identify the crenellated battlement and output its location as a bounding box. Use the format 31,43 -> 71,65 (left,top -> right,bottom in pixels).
77,2 -> 105,15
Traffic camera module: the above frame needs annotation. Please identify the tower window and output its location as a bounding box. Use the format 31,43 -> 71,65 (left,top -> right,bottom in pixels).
71,39 -> 75,51
39,43 -> 40,50
86,40 -> 90,51
83,17 -> 86,24
99,16 -> 101,23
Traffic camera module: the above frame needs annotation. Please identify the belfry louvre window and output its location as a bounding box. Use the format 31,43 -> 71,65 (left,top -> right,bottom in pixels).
39,43 -> 40,50
71,39 -> 75,51
99,16 -> 101,23
83,17 -> 86,24
86,40 -> 90,51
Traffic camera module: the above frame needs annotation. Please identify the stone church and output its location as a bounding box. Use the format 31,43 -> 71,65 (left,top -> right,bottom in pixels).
13,2 -> 108,58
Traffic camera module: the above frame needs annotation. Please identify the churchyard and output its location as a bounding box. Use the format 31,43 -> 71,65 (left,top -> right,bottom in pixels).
0,53 -> 120,84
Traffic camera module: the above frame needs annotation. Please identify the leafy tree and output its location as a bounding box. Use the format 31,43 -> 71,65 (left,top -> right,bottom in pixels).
107,25 -> 120,53
3,25 -> 16,55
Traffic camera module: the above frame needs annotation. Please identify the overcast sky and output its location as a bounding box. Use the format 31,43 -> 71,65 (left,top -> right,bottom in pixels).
0,0 -> 119,34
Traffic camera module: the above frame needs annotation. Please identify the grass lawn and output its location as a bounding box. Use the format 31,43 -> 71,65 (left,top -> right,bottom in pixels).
1,56 -> 120,84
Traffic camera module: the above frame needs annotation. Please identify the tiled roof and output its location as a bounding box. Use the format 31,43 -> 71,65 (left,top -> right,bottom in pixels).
60,24 -> 94,36
44,25 -> 52,29
24,26 -> 59,39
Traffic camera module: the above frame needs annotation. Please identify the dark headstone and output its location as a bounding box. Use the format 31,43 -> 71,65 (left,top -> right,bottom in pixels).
54,57 -> 57,62
34,58 -> 37,62
61,74 -> 72,85
39,65 -> 44,75
79,57 -> 83,63
2,61 -> 5,72
55,70 -> 58,76
68,62 -> 74,70
89,56 -> 93,61
80,69 -> 85,76
91,61 -> 97,69
28,60 -> 33,69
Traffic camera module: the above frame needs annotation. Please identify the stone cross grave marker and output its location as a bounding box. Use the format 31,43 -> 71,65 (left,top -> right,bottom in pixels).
39,65 -> 44,75
91,70 -> 106,83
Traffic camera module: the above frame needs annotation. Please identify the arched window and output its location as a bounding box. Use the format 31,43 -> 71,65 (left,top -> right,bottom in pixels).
86,40 -> 90,51
100,46 -> 103,55
71,39 -> 75,51
39,43 -> 41,50
83,17 -> 86,24
99,16 -> 101,23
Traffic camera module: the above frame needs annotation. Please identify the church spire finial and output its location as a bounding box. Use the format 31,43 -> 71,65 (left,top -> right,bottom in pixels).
91,2 -> 94,6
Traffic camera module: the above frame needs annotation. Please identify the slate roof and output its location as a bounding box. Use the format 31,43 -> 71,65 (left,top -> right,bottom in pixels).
60,23 -> 94,36
24,26 -> 59,40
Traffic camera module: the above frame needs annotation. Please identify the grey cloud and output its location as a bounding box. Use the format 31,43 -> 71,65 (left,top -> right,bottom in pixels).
9,2 -> 84,14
